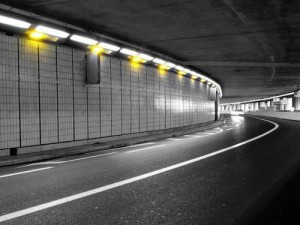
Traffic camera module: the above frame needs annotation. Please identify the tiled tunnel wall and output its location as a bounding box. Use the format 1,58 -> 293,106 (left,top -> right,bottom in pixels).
0,34 -> 216,150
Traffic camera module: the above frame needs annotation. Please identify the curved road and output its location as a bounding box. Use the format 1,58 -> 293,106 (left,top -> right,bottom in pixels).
0,115 -> 300,225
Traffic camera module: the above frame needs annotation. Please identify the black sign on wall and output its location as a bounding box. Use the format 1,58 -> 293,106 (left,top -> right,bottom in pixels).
86,52 -> 99,84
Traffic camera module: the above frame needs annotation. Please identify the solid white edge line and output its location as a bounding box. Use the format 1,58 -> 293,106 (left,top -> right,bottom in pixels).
132,142 -> 156,147
19,152 -> 117,168
126,145 -> 165,153
0,116 -> 278,223
61,152 -> 116,163
166,138 -> 185,141
0,167 -> 53,179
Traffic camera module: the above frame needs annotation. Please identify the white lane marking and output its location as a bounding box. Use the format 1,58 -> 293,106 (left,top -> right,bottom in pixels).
126,145 -> 165,153
20,152 -> 116,168
184,135 -> 203,138
0,167 -> 53,179
18,162 -> 64,168
58,152 -> 116,163
19,143 -> 156,168
166,138 -> 184,141
117,142 -> 155,150
133,142 -> 155,147
226,128 -> 233,130
0,116 -> 279,223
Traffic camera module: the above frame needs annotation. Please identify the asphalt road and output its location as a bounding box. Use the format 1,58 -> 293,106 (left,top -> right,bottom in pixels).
1,115 -> 300,225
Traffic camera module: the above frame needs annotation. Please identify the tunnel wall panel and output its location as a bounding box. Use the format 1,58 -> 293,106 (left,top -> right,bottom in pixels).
146,67 -> 154,131
139,65 -> 147,133
100,55 -> 112,137
39,43 -> 58,144
0,36 -> 19,149
130,64 -> 140,133
19,39 -> 40,147
111,57 -> 122,136
87,71 -> 101,139
73,50 -> 88,140
57,46 -> 74,142
0,34 -> 217,152
121,60 -> 131,135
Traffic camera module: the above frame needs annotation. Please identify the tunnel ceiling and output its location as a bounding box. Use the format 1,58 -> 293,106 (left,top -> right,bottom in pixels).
1,0 -> 300,103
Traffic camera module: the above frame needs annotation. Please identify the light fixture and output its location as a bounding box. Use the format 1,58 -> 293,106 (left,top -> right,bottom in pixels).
153,58 -> 166,65
29,31 -> 47,40
183,68 -> 192,74
0,15 -> 31,29
175,65 -> 184,71
131,56 -> 144,63
191,75 -> 198,80
90,46 -> 105,54
98,42 -> 120,52
200,78 -> 206,83
138,53 -> 153,61
159,64 -> 171,71
191,71 -> 199,76
178,71 -> 186,75
120,48 -> 139,56
70,35 -> 98,45
35,25 -> 69,38
165,62 -> 176,68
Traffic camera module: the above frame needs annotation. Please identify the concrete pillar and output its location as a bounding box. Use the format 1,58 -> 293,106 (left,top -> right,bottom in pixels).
241,104 -> 245,111
215,93 -> 220,120
294,91 -> 300,111
254,102 -> 259,111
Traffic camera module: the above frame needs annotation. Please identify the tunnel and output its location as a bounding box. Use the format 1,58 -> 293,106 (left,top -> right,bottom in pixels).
0,1 -> 300,224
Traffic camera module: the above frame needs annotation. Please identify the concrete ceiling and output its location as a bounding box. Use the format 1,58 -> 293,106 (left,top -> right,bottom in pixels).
1,0 -> 300,103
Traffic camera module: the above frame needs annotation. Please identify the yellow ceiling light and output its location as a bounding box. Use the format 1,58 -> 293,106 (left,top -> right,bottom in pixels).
191,75 -> 198,80
178,71 -> 186,76
29,31 -> 47,40
90,46 -> 106,54
130,56 -> 146,63
200,78 -> 206,83
159,64 -> 170,71
159,67 -> 167,75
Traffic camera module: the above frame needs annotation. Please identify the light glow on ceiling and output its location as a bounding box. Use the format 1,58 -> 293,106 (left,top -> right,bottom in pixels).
35,25 -> 69,38
98,42 -> 120,52
120,48 -> 139,56
0,15 -> 31,29
138,53 -> 153,61
29,31 -> 47,40
165,62 -> 176,68
70,35 -> 98,45
153,58 -> 166,65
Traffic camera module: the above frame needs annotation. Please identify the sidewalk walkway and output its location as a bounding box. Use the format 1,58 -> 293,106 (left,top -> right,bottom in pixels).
0,120 -> 224,167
